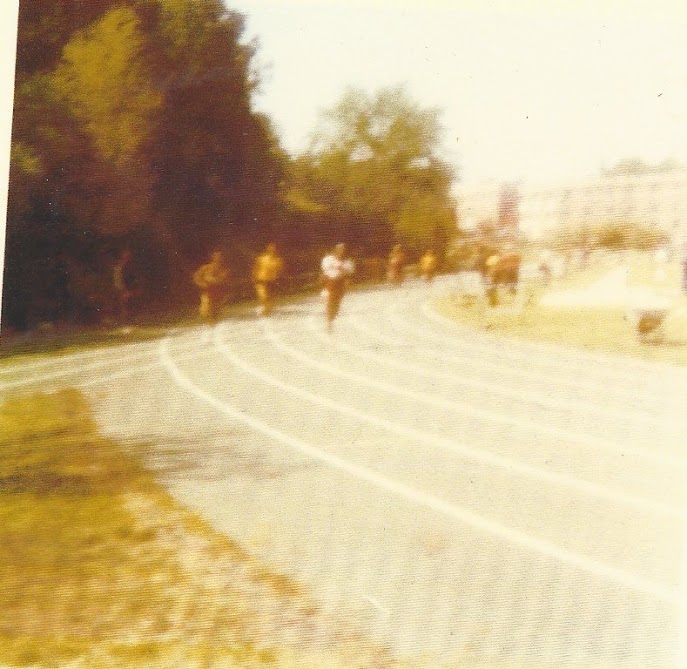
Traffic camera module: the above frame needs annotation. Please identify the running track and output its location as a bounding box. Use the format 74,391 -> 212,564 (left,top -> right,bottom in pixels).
2,276 -> 686,668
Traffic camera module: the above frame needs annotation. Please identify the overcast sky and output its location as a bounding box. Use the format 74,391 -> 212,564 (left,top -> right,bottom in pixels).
226,0 -> 687,187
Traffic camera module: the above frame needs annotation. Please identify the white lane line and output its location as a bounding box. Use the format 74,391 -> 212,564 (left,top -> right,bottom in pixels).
0,328 -> 191,376
382,283 -> 645,382
0,327 -> 223,391
0,349 -> 161,390
341,317 -> 686,464
423,280 -> 687,375
269,320 -> 685,516
419,298 -> 687,393
77,349 -> 204,390
0,343 -> 141,375
392,270 -> 668,371
373,299 -> 683,420
0,316 -> 255,379
416,294 -> 681,387
158,335 -> 679,604
72,322 -> 252,390
376,294 -> 615,394
224,322 -> 682,519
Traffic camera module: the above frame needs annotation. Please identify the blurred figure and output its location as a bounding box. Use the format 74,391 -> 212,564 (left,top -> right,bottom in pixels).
113,249 -> 138,324
253,243 -> 284,316
193,251 -> 230,324
419,249 -> 438,282
321,243 -> 355,332
476,244 -> 494,284
387,244 -> 406,286
495,251 -> 521,293
484,252 -> 501,306
538,249 -> 553,286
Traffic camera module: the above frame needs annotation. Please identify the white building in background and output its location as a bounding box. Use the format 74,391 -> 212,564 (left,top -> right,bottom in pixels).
457,168 -> 687,243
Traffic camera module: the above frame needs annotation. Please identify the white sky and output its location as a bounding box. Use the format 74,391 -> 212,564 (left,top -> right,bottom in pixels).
226,0 -> 687,187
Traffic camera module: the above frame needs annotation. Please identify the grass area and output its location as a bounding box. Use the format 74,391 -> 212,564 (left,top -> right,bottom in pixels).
627,253 -> 684,298
0,390 -> 400,668
0,317 -> 196,368
435,273 -> 687,367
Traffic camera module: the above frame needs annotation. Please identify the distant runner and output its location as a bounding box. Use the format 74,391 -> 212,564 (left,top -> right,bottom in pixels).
113,249 -> 138,324
387,244 -> 406,286
253,243 -> 284,316
419,249 -> 438,282
193,251 -> 230,324
321,243 -> 355,332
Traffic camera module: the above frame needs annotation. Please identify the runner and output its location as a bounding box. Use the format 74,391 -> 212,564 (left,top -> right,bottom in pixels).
419,249 -> 438,282
193,251 -> 230,324
387,244 -> 406,286
321,243 -> 355,332
484,252 -> 501,307
252,243 -> 284,316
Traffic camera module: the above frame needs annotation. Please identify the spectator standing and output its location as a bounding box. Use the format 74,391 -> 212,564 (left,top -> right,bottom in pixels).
113,250 -> 138,324
387,244 -> 406,286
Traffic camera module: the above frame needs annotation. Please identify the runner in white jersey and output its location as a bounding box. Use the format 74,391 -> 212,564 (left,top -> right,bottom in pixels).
320,243 -> 355,331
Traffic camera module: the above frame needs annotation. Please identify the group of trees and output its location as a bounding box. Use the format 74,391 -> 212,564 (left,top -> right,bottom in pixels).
2,0 -> 457,331
287,87 -> 456,258
5,0 -> 283,329
546,219 -> 670,253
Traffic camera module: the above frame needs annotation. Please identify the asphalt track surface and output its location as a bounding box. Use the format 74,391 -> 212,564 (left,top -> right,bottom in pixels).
2,276 -> 686,668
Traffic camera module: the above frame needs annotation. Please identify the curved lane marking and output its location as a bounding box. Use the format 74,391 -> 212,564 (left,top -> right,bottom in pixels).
339,316 -> 685,464
257,320 -> 682,519
158,334 -> 679,604
365,293 -> 684,419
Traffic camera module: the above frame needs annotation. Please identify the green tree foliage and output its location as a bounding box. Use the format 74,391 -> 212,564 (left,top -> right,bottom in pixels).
4,0 -> 286,330
50,6 -> 162,239
145,1 -> 285,267
290,86 -> 457,258
54,7 -> 161,167
5,69 -> 114,329
14,0 -> 117,76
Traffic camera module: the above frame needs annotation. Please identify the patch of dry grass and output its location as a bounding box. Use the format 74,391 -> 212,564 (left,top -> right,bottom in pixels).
0,390 -> 403,668
435,283 -> 687,366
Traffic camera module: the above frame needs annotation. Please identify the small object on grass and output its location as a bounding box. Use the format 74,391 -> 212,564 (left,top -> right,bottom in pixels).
635,310 -> 668,341
627,299 -> 671,343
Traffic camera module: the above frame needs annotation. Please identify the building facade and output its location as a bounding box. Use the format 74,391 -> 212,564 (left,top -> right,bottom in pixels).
458,168 -> 687,244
